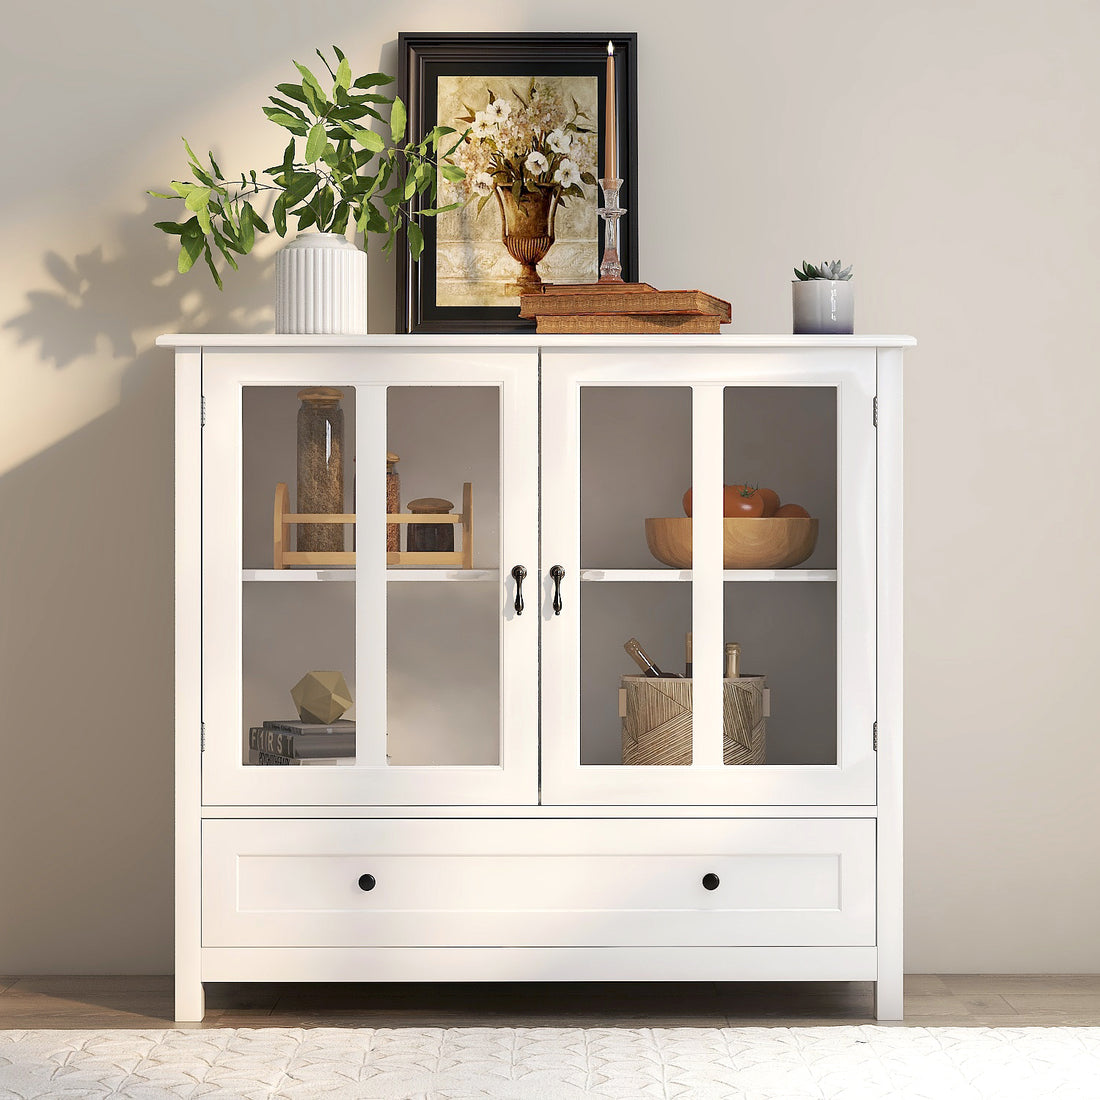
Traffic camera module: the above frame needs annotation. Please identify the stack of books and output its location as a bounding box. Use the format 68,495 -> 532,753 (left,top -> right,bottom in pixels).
247,719 -> 356,766
519,282 -> 732,334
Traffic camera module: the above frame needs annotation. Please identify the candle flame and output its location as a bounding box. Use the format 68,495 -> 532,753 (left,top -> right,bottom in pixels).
607,40 -> 614,55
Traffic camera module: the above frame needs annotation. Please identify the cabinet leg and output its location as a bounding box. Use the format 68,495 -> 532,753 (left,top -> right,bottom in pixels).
175,980 -> 205,1023
874,976 -> 903,1021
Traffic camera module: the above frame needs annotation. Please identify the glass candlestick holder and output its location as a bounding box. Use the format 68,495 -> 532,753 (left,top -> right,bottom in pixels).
597,177 -> 626,282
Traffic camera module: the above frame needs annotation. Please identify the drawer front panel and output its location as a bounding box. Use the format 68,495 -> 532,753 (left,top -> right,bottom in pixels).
202,818 -> 875,948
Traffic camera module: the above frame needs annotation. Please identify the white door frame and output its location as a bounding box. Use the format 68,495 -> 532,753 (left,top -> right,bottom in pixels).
202,346 -> 539,806
540,346 -> 877,806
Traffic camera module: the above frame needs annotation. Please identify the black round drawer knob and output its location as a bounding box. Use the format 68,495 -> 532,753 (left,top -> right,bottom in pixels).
702,873 -> 720,891
358,874 -> 376,892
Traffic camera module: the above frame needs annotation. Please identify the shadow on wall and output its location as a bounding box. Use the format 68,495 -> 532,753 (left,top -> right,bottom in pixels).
3,197 -> 272,372
0,199 -> 274,971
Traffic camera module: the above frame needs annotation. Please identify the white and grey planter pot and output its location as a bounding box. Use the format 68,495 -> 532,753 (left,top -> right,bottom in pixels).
792,279 -> 854,335
275,232 -> 368,334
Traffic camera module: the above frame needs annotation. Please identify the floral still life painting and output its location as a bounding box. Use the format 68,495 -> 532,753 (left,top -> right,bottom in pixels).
435,75 -> 599,307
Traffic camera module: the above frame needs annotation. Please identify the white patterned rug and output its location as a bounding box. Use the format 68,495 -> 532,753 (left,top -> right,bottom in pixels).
2,1026 -> 1099,1099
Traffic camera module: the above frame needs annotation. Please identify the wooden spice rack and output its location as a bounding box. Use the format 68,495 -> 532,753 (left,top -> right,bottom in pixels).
273,482 -> 473,569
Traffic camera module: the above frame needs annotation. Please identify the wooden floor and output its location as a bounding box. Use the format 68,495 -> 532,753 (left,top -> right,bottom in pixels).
2,976 -> 1100,1029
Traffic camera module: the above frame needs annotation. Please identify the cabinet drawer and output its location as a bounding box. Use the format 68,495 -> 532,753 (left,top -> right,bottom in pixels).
202,818 -> 875,949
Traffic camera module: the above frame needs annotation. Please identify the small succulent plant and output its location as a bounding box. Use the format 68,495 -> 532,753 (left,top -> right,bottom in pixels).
794,260 -> 853,281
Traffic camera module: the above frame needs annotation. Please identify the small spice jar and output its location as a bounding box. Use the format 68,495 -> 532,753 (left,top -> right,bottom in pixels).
296,388 -> 344,553
406,497 -> 455,553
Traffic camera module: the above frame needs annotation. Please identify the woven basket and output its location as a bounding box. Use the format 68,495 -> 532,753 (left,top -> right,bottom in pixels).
620,676 -> 767,766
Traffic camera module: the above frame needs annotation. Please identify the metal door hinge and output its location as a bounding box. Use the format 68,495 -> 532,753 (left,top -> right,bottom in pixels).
873,395 -> 878,427
873,721 -> 878,751
201,395 -> 206,427
201,721 -> 206,752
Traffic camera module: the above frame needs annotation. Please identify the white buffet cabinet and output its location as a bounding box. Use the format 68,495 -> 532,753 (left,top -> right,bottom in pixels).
160,333 -> 910,1022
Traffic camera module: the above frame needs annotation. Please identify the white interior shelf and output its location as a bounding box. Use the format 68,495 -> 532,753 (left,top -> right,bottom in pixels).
242,569 -> 500,583
579,569 -> 838,583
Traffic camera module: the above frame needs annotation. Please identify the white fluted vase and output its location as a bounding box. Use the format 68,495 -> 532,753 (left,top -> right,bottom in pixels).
275,233 -> 368,334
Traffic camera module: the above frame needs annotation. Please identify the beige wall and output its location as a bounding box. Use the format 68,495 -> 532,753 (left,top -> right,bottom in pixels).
2,0 -> 1097,973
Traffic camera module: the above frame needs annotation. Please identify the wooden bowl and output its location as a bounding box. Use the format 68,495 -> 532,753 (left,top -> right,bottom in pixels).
645,517 -> 819,569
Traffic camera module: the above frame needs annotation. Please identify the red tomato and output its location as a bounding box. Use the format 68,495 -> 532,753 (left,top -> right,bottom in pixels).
685,486 -> 769,517
757,487 -> 780,516
775,502 -> 810,518
724,484 -> 765,517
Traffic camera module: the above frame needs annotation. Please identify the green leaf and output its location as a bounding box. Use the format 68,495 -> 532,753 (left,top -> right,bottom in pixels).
390,96 -> 407,143
316,186 -> 334,228
353,71 -> 395,89
185,187 -> 211,211
294,61 -> 325,97
182,137 -> 201,167
407,221 -> 424,258
336,58 -> 351,90
203,243 -> 223,289
273,192 -> 288,236
190,163 -> 216,188
296,205 -> 317,231
263,107 -> 308,135
147,190 -> 176,200
315,48 -> 338,81
285,171 -> 318,205
240,204 -> 256,251
268,96 -> 308,118
332,45 -> 346,62
305,122 -> 326,162
153,220 -> 189,234
418,202 -> 461,216
301,79 -> 322,116
331,200 -> 351,235
402,172 -> 417,200
275,82 -> 309,103
211,229 -> 239,269
195,202 -> 212,234
440,164 -> 465,182
353,128 -> 384,153
178,232 -> 204,273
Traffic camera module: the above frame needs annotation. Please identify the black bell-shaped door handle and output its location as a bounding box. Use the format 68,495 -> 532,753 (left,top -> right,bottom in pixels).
511,565 -> 527,615
550,565 -> 565,615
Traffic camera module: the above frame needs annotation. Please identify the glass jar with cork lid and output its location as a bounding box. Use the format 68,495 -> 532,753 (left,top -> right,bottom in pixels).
296,388 -> 344,553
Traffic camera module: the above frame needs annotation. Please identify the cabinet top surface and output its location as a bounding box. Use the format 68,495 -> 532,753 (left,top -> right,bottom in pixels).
157,333 -> 916,350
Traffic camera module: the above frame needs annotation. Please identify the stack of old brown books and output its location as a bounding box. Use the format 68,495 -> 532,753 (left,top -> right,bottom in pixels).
519,282 -> 732,334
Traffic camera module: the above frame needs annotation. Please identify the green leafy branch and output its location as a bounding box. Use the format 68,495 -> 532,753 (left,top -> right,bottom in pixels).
149,46 -> 464,287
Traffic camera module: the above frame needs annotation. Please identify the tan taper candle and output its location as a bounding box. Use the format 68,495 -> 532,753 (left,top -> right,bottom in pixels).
605,40 -> 617,179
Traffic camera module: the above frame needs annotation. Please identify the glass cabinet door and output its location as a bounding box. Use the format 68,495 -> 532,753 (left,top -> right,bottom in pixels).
201,348 -> 538,806
540,347 -> 877,806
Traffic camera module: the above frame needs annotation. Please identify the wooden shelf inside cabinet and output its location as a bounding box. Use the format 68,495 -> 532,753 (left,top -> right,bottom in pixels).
243,569 -> 499,583
579,569 -> 839,582
274,482 -> 473,570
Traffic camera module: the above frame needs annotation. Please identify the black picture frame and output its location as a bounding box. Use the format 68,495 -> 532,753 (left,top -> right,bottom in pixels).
397,32 -> 639,334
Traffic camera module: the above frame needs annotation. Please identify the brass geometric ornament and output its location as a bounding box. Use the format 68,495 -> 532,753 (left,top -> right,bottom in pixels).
290,670 -> 353,724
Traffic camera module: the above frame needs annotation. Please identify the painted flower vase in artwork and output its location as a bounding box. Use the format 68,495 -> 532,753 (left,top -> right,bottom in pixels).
275,233 -> 368,335
495,187 -> 559,290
